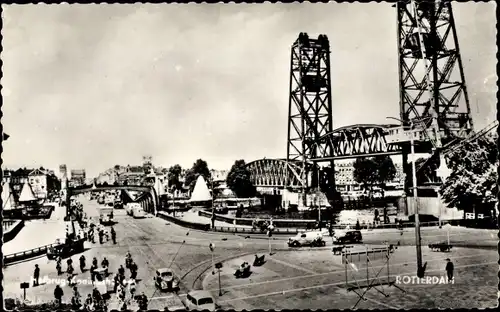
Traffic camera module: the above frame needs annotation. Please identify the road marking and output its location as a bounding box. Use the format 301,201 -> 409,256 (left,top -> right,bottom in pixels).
205,252 -> 496,293
363,295 -> 402,309
217,261 -> 496,305
267,257 -> 319,275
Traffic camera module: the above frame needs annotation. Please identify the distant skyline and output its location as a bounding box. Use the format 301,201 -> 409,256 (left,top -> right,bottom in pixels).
2,3 -> 497,177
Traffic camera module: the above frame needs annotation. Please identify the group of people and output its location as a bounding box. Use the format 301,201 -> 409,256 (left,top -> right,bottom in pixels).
87,223 -> 116,245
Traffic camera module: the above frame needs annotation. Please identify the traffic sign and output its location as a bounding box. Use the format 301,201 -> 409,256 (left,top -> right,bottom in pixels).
209,243 -> 215,252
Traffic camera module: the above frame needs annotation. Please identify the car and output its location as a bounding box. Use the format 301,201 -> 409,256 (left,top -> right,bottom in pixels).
185,291 -> 216,311
335,230 -> 363,244
46,238 -> 85,260
154,268 -> 180,292
287,231 -> 326,247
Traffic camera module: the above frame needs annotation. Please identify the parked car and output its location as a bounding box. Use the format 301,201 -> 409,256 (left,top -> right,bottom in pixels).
334,230 -> 363,244
288,231 -> 326,247
154,268 -> 179,292
185,291 -> 216,311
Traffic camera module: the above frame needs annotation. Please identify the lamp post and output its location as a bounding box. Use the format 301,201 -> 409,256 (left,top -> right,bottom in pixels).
387,116 -> 423,278
211,178 -> 215,229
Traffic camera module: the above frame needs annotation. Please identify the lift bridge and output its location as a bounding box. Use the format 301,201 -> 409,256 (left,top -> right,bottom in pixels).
246,1 -> 475,201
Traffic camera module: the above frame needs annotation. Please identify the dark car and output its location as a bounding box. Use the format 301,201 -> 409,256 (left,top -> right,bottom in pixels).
335,230 -> 363,244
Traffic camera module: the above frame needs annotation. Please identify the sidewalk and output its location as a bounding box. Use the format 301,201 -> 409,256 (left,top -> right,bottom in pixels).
2,204 -> 67,255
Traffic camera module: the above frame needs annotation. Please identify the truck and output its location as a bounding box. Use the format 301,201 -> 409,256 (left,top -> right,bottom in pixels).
99,207 -> 114,225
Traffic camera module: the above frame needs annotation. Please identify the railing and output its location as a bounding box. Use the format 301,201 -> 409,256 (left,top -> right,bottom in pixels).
156,212 -> 210,231
198,210 -> 317,228
3,242 -> 63,266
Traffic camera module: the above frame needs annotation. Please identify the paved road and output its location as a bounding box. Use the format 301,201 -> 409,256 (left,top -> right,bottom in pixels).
3,195 -> 496,310
2,196 -> 271,309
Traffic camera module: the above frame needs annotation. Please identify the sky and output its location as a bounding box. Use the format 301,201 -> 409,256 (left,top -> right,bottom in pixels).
1,2 -> 497,178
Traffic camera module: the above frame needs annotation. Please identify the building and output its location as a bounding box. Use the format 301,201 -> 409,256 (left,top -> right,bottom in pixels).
70,169 -> 86,186
59,164 -> 68,189
210,169 -> 228,182
2,167 -> 61,200
334,160 -> 404,192
28,168 -> 48,199
117,165 -> 145,185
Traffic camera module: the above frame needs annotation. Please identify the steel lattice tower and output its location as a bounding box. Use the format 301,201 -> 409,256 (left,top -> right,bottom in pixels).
397,0 -> 474,147
397,0 -> 474,188
286,33 -> 334,198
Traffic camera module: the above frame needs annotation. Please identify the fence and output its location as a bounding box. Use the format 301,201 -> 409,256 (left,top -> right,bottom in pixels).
156,212 -> 210,231
3,220 -> 25,243
198,210 -> 318,228
3,242 -> 62,266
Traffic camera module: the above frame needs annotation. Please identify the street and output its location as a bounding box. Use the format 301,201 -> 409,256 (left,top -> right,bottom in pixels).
3,194 -> 497,310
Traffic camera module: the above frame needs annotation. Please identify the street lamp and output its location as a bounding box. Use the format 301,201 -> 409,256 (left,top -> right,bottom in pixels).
211,178 -> 215,230
386,116 -> 424,278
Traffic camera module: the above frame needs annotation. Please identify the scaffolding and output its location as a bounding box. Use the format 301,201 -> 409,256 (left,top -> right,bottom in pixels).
342,245 -> 406,309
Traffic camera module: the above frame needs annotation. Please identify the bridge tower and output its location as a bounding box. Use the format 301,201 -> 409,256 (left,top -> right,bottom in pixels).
397,0 -> 474,191
286,33 -> 335,204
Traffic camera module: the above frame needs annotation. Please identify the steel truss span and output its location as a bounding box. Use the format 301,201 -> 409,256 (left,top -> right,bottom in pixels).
311,124 -> 402,161
246,159 -> 305,188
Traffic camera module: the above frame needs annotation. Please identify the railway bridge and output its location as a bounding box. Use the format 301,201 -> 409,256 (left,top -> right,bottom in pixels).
247,1 -> 475,202
65,184 -> 159,216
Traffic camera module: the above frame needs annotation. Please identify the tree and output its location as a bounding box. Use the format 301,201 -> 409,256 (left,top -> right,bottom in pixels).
167,164 -> 183,192
373,155 -> 397,198
226,160 -> 256,198
439,134 -> 498,218
184,159 -> 211,191
353,157 -> 378,193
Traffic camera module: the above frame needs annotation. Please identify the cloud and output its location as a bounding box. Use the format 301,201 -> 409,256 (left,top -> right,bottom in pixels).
1,2 -> 496,177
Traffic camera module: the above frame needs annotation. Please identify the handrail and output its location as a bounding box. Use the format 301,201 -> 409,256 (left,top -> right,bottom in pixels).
4,242 -> 63,261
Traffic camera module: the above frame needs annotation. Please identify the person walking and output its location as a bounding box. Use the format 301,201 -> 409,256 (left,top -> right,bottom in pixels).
111,227 -> 117,244
79,255 -> 86,273
33,264 -> 40,286
54,285 -> 64,306
445,258 -> 454,283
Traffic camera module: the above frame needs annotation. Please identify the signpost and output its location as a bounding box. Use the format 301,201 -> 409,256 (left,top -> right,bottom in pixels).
215,262 -> 223,296
20,282 -> 29,301
267,224 -> 274,255
209,243 -> 215,274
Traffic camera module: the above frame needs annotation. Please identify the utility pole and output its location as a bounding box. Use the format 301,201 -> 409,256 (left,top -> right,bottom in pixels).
408,120 -> 424,278
211,179 -> 215,229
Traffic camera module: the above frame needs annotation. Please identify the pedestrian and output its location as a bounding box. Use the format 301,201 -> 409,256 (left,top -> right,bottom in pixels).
54,285 -> 64,305
111,227 -> 116,244
33,264 -> 40,286
90,264 -> 96,284
118,265 -> 125,277
445,258 -> 454,283
84,294 -> 92,311
113,274 -> 120,293
355,219 -> 361,230
101,257 -> 109,269
130,262 -> 138,280
80,255 -> 86,272
56,259 -> 62,275
99,230 -> 104,244
138,292 -> 148,310
92,257 -> 98,268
